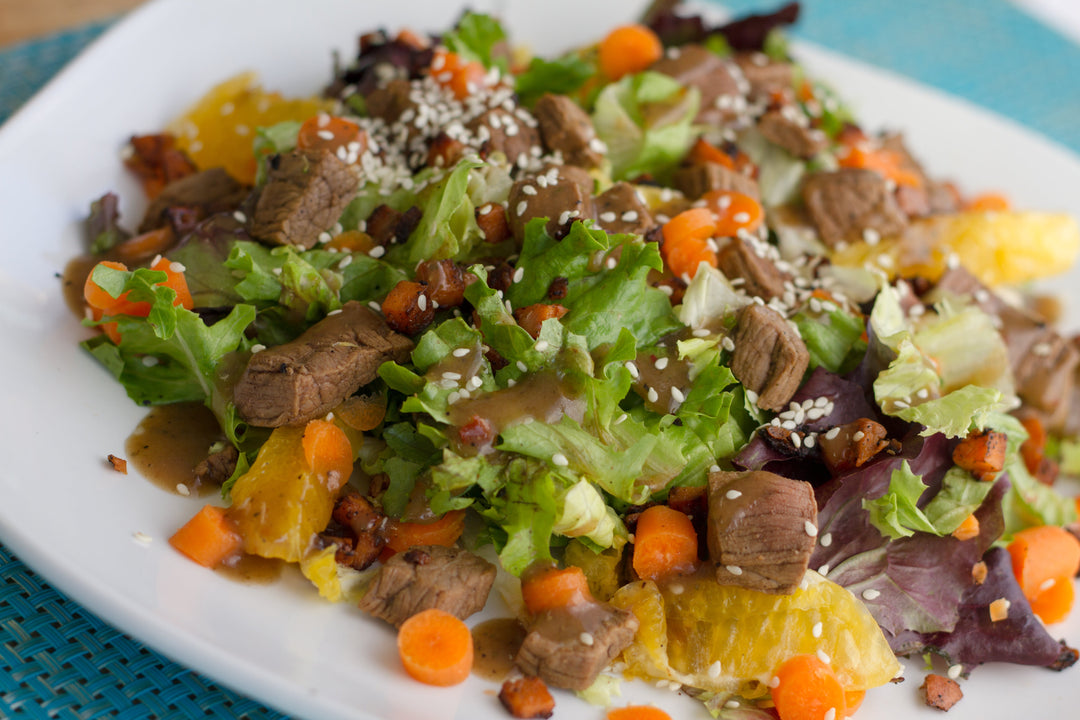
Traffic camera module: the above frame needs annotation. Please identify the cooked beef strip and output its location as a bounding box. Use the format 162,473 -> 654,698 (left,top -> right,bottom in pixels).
508,166 -> 595,240
880,134 -> 961,216
716,236 -> 787,300
357,545 -> 496,627
139,167 -> 250,233
651,44 -> 746,125
730,303 -> 809,411
801,168 -> 908,247
467,107 -> 541,168
707,469 -> 817,594
757,108 -> 828,159
250,149 -> 359,249
533,93 -> 603,169
672,161 -> 760,202
594,183 -> 655,236
233,301 -> 413,427
515,602 -> 638,691
734,52 -> 794,99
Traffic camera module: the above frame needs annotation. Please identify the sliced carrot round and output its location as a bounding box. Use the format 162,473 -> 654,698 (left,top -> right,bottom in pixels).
606,706 -> 672,720
297,114 -> 365,155
702,190 -> 764,237
1029,576 -> 1075,625
397,608 -> 473,686
772,654 -> 847,720
598,25 -> 663,80
301,419 -> 353,486
632,505 -> 699,581
521,565 -> 594,615
383,510 -> 467,555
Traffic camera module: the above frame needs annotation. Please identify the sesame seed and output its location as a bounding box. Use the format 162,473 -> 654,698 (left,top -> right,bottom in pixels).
820,532 -> 832,547
338,255 -> 353,270
817,649 -> 831,665
512,266 -> 524,284
746,389 -> 759,405
791,433 -> 803,449
318,231 -> 332,244
605,256 -> 617,270
726,565 -> 743,576
824,708 -> 836,720
1040,578 -> 1057,592
655,357 -> 669,370
232,211 -> 247,223
862,588 -> 881,601
417,294 -> 427,311
132,532 -> 152,546
516,201 -> 528,216
692,328 -> 711,337
368,301 -> 381,312
141,356 -> 159,367
812,621 -> 823,638
647,387 -> 659,403
558,210 -> 571,225
516,361 -> 528,372
579,632 -> 594,646
824,427 -> 840,440
250,344 -> 266,354
599,211 -> 617,223
805,520 -> 818,537
625,361 -> 639,379
804,435 -> 816,448
669,583 -> 684,595
724,701 -> 740,709
708,661 -> 723,679
176,484 -> 190,496
614,413 -> 627,425
862,228 -> 881,245
671,387 -> 685,403
709,465 -> 721,473
768,676 -> 780,688
819,563 -> 830,576
442,371 -> 462,381
947,664 -> 962,680
552,453 -> 569,467
447,391 -> 461,405
522,185 -> 537,196
721,336 -> 735,352
468,376 -> 482,390
621,210 -> 638,222
851,430 -> 865,441
369,246 -> 386,258
733,211 -> 750,224
534,340 -> 549,352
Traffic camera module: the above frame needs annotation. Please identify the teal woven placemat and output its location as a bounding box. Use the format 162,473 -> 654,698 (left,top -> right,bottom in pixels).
2,1 -> 1079,719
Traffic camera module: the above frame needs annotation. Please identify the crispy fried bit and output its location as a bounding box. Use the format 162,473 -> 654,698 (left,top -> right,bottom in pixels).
415,259 -> 466,307
819,418 -> 889,474
546,277 -> 569,301
988,597 -> 1011,622
382,280 -> 435,335
971,560 -> 988,585
498,676 -> 555,719
426,131 -> 466,168
952,430 -> 1007,482
477,202 -> 512,245
367,204 -> 422,246
107,454 -> 128,474
124,133 -> 197,199
920,673 -> 963,711
330,490 -> 387,570
514,304 -> 568,339
1050,641 -> 1079,671
458,416 -> 496,449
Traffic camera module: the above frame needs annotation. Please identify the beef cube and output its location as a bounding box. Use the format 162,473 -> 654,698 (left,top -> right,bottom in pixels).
594,182 -> 655,235
533,93 -> 603,169
801,168 -> 908,247
734,53 -> 794,99
1006,323 -> 1079,416
757,108 -> 828,159
651,45 -> 745,125
140,167 -> 250,233
730,304 -> 808,411
716,236 -> 787,300
673,162 -> 760,202
515,603 -> 638,691
476,202 -> 512,244
358,545 -> 496,627
508,168 -> 594,240
250,149 -> 359,249
707,470 -> 817,594
468,107 -> 541,168
233,301 -> 413,427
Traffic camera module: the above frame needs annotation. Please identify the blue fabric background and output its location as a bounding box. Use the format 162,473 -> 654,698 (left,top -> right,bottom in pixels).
1,1 -> 1078,718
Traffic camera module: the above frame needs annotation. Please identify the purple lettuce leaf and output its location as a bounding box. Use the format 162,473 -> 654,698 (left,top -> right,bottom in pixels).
810,433 -> 1003,638
908,547 -> 1069,672
645,1 -> 800,52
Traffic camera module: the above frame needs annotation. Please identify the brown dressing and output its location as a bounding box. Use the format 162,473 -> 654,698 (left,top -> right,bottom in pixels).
216,553 -> 285,584
471,617 -> 527,681
61,254 -> 101,319
124,402 -> 224,497
448,371 -> 585,446
633,349 -> 693,415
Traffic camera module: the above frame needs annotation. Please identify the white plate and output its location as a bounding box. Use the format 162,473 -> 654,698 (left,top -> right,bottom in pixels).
2,1 -> 1079,718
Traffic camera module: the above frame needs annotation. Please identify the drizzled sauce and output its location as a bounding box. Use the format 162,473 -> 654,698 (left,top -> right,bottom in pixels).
216,553 -> 285,584
471,617 -> 527,681
124,402 -> 223,497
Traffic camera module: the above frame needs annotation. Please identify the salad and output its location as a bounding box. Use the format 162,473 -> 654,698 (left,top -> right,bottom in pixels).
68,1 -> 1080,718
